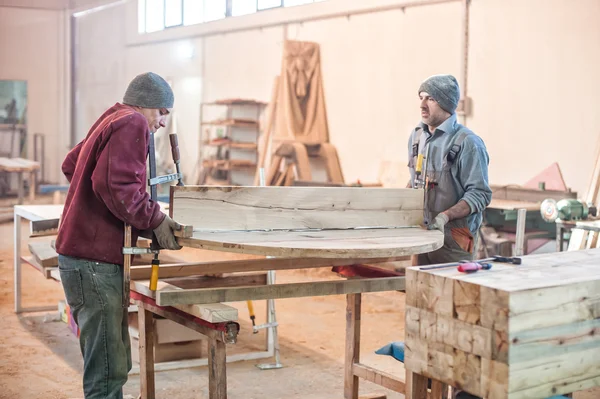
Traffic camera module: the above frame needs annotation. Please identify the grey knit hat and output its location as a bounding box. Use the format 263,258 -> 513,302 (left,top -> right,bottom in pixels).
418,74 -> 460,114
123,72 -> 174,109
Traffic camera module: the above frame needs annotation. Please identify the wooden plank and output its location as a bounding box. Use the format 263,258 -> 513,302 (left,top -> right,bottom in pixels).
156,276 -> 406,306
177,227 -> 443,259
344,294 -> 361,399
567,228 -> 588,251
170,186 -> 424,231
352,363 -> 405,393
130,258 -> 399,280
133,281 -> 238,323
129,256 -> 408,280
0,157 -> 40,172
490,185 -> 576,202
28,240 -> 58,268
21,255 -> 55,279
138,307 -> 156,399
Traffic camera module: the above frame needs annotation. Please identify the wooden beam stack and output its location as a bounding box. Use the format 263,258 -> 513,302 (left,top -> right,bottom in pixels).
405,249 -> 600,399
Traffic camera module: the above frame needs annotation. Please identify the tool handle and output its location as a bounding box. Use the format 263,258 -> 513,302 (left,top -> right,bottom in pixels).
458,262 -> 481,273
169,133 -> 180,162
457,262 -> 492,273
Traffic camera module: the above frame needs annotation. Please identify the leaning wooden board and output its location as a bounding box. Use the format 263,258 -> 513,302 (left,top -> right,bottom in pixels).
405,248 -> 600,399
171,186 -> 443,259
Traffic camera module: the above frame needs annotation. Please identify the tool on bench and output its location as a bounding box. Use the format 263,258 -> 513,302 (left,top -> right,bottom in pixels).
122,133 -> 185,308
419,255 -> 521,271
457,262 -> 492,273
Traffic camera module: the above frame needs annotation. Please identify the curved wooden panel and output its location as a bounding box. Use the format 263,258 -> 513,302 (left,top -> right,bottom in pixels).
177,227 -> 443,259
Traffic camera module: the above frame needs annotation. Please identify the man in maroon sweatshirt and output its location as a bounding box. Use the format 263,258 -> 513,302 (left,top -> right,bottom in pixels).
56,72 -> 182,399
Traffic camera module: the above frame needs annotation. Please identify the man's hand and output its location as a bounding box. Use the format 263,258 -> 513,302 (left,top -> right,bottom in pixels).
153,215 -> 183,250
428,212 -> 449,232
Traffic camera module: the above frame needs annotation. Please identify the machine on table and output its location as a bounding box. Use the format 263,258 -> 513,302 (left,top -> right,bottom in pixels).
482,185 -> 579,255
131,185 -> 443,399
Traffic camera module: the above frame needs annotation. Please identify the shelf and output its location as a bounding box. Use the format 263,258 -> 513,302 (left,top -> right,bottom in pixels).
204,99 -> 266,106
202,119 -> 258,128
202,159 -> 257,170
203,140 -> 257,150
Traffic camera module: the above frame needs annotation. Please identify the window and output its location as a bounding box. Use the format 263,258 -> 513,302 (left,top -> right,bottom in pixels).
165,0 -> 183,27
258,0 -> 281,10
139,0 -> 327,33
183,0 -> 202,26
232,0 -> 256,17
203,0 -> 226,22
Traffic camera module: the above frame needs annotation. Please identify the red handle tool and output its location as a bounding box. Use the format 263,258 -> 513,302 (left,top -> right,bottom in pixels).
457,262 -> 492,273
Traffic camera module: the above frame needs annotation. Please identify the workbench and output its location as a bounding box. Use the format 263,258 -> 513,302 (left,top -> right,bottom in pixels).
0,157 -> 39,204
13,204 -> 63,313
404,248 -> 600,399
132,185 -> 443,399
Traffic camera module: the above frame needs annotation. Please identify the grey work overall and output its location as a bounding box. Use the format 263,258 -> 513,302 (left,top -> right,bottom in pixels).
409,128 -> 476,266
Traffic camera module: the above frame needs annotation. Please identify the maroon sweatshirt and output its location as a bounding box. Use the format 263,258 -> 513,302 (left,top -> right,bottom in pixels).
55,103 -> 165,265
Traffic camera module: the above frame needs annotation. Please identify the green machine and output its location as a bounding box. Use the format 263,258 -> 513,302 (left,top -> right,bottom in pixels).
540,199 -> 597,222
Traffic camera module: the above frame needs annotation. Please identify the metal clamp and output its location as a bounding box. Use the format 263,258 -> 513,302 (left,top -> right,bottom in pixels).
252,321 -> 279,334
148,172 -> 182,186
224,323 -> 240,344
122,247 -> 158,255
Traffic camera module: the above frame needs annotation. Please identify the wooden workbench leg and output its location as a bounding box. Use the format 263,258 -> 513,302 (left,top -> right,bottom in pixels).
138,308 -> 155,399
17,171 -> 24,205
344,293 -> 361,399
208,338 -> 227,399
29,170 -> 36,202
430,380 -> 448,399
405,371 -> 428,399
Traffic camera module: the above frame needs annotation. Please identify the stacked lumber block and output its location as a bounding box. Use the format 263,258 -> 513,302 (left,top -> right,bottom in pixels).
405,249 -> 600,399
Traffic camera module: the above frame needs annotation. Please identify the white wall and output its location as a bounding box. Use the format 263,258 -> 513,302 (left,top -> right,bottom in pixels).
0,6 -> 69,184
15,0 -> 600,196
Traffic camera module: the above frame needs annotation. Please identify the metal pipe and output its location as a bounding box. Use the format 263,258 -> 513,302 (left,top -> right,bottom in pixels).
460,0 -> 470,126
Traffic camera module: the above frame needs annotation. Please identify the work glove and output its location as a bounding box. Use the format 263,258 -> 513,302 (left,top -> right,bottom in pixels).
153,215 -> 183,250
428,212 -> 449,232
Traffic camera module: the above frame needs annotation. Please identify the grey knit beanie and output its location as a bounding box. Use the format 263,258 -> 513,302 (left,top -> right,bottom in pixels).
418,74 -> 460,114
123,72 -> 174,109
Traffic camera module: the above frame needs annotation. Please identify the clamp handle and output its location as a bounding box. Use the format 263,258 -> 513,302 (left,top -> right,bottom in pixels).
169,133 -> 180,163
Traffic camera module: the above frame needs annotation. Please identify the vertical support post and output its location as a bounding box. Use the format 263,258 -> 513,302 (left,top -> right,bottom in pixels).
138,307 -> 155,399
208,338 -> 227,399
430,380 -> 448,399
515,208 -> 527,256
17,171 -> 24,205
405,371 -> 428,399
14,211 -> 22,313
29,170 -> 36,202
344,293 -> 361,399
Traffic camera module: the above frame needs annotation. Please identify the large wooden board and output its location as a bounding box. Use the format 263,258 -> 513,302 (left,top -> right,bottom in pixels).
177,227 -> 442,259
405,248 -> 600,399
157,275 -> 406,306
170,186 -> 424,231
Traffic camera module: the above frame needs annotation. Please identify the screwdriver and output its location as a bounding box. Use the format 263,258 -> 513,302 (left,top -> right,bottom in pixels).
457,262 -> 492,273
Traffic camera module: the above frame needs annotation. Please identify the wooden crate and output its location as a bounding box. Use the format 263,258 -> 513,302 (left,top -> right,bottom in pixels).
405,249 -> 600,399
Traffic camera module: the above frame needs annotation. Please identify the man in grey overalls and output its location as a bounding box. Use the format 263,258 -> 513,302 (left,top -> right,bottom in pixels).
408,75 -> 492,265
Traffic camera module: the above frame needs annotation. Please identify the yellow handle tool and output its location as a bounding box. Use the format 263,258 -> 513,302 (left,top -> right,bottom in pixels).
415,153 -> 424,175
149,255 -> 160,291
247,300 -> 257,333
